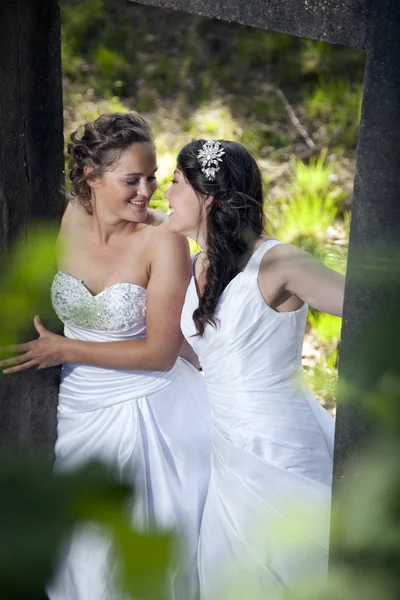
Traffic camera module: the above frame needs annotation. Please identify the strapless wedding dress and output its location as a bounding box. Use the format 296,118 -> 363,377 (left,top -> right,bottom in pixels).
181,240 -> 335,599
46,272 -> 211,600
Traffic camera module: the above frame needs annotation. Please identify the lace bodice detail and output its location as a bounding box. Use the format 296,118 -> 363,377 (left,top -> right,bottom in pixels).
51,271 -> 147,332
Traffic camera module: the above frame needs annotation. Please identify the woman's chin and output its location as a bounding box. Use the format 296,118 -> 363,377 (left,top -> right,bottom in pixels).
167,218 -> 182,234
167,218 -> 197,240
136,211 -> 149,223
127,206 -> 148,223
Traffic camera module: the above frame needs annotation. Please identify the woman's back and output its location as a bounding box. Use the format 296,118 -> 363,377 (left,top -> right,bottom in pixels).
183,240 -> 308,385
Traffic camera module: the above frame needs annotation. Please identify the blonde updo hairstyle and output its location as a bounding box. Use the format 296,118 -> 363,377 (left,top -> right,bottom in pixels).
68,112 -> 153,213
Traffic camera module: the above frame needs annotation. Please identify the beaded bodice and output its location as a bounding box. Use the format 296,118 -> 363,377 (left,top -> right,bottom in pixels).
51,271 -> 147,332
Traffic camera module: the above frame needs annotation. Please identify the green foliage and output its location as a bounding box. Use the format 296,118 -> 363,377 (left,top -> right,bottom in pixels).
309,311 -> 342,346
0,225 -> 59,347
293,149 -> 332,196
0,453 -> 170,600
319,241 -> 348,276
61,0 -> 130,97
233,30 -> 297,65
60,0 -> 364,130
304,311 -> 342,408
300,40 -> 363,78
241,120 -> 290,157
277,190 -> 338,247
304,355 -> 338,410
305,77 -> 363,146
274,151 -> 342,253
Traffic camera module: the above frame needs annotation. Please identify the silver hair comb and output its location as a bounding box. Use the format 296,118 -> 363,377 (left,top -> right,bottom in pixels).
197,139 -> 225,180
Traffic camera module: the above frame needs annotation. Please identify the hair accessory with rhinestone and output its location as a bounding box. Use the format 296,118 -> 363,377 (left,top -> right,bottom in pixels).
197,139 -> 225,180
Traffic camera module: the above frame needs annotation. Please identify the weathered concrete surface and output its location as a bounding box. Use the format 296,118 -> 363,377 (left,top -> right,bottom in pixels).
131,0 -> 367,48
333,0 -> 400,477
0,0 -> 64,455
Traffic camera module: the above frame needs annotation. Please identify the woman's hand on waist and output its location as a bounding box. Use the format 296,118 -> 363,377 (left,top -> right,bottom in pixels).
0,316 -> 70,374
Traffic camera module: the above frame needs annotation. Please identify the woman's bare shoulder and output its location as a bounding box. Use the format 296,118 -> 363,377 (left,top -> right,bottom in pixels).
60,197 -> 88,232
261,240 -> 306,261
145,220 -> 187,243
143,222 -> 190,264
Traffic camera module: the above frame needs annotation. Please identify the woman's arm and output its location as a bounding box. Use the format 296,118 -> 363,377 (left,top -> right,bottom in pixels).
259,243 -> 345,317
1,226 -> 191,373
67,227 -> 190,370
179,339 -> 201,370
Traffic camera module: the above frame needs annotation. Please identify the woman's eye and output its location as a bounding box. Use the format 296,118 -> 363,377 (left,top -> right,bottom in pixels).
126,176 -> 156,185
171,179 -> 177,184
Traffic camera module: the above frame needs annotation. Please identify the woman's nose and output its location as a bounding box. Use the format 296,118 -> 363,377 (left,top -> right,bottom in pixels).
139,179 -> 151,198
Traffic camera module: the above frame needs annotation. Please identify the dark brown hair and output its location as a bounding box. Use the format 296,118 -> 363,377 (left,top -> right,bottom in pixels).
68,112 -> 153,213
177,140 -> 265,336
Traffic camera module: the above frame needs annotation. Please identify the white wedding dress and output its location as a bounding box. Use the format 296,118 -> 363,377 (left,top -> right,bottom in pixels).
181,240 -> 335,599
47,271 -> 211,600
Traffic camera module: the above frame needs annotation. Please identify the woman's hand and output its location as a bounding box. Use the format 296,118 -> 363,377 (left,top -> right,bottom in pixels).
0,316 -> 69,374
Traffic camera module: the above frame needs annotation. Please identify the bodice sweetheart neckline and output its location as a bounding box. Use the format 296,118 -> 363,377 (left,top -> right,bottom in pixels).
56,271 -> 147,298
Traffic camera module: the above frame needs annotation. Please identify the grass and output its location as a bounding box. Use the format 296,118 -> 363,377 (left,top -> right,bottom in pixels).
272,150 -> 343,255
304,311 -> 342,409
304,77 -> 363,146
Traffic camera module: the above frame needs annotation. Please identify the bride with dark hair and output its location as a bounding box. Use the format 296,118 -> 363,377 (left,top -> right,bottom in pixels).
165,139 -> 342,599
0,114 -> 210,600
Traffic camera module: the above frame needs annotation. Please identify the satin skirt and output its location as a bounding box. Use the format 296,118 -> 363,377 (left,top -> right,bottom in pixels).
198,375 -> 334,600
47,356 -> 211,600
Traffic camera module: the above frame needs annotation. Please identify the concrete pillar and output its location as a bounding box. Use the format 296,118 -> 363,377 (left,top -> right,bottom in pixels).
0,0 -> 64,454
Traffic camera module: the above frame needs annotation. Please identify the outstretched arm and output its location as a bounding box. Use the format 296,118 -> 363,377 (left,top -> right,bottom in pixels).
259,243 -> 345,317
1,227 -> 191,373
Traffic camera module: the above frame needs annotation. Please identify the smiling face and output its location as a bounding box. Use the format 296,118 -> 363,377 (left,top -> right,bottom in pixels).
164,168 -> 208,241
87,142 -> 158,223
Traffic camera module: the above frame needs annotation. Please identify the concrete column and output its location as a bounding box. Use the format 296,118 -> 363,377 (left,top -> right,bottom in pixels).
0,0 -> 64,454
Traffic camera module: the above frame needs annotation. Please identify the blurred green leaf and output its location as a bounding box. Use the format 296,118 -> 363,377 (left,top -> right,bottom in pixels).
0,453 -> 171,600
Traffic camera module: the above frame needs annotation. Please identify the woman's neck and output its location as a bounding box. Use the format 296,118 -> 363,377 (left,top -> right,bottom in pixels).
90,206 -> 138,246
